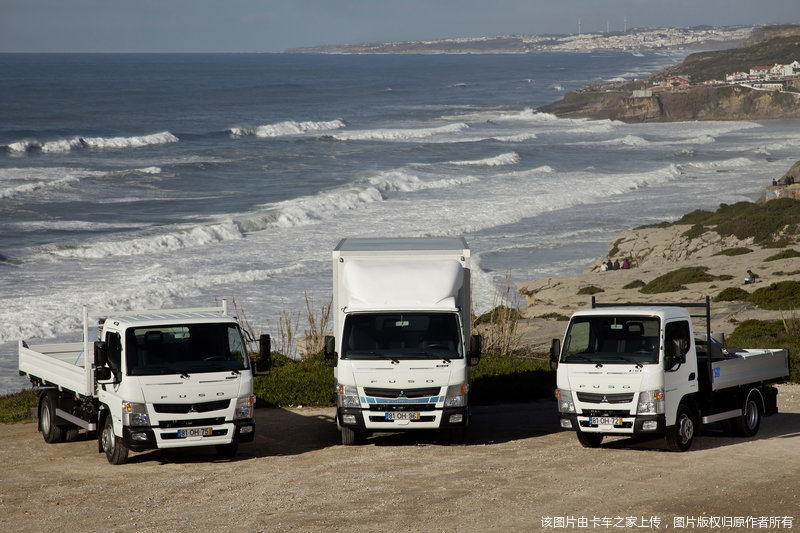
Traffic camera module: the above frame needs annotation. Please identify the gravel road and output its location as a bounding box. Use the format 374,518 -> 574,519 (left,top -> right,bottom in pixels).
1,384 -> 798,533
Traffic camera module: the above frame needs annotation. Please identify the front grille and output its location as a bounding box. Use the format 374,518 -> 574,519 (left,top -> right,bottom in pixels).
581,409 -> 631,417
363,387 -> 441,398
576,392 -> 634,404
368,404 -> 437,412
153,399 -> 231,414
158,417 -> 225,428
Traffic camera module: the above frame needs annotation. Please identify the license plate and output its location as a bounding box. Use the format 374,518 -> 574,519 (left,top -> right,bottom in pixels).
177,427 -> 213,438
589,417 -> 623,426
385,412 -> 420,421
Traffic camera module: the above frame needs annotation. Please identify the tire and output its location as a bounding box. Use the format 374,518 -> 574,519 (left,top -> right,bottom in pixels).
101,415 -> 129,465
341,426 -> 365,445
39,394 -> 65,444
215,442 -> 239,458
732,393 -> 761,438
576,431 -> 603,448
665,403 -> 696,452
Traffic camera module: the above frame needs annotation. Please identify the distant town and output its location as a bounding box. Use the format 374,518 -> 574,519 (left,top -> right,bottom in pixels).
286,25 -> 754,54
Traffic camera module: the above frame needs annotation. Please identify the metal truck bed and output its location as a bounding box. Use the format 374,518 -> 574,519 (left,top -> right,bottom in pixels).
707,348 -> 789,391
18,341 -> 92,396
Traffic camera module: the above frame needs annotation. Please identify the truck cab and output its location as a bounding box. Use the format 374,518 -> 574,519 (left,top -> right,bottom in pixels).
325,237 -> 481,445
19,303 -> 271,464
552,298 -> 789,451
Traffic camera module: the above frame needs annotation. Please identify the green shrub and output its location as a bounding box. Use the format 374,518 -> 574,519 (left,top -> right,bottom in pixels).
254,355 -> 335,407
713,247 -> 753,257
623,279 -> 646,290
714,287 -> 751,302
682,224 -> 707,240
537,312 -> 570,321
748,281 -> 800,310
764,249 -> 800,262
727,319 -> 800,382
577,285 -> 604,295
474,305 -> 522,325
640,266 -> 711,294
471,355 -> 555,404
0,390 -> 37,424
773,270 -> 800,276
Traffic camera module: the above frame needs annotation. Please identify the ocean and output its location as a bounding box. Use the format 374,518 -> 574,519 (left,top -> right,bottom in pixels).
2,52 -> 798,394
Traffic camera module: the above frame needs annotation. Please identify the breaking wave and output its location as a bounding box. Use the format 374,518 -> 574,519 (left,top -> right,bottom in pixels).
229,119 -> 345,138
330,123 -> 468,141
5,132 -> 179,154
447,152 -> 520,167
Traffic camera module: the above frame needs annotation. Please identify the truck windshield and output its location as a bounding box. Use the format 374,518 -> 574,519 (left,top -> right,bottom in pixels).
561,315 -> 660,365
342,312 -> 461,360
125,323 -> 249,375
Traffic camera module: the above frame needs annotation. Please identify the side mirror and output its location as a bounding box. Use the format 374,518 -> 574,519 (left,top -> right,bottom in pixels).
256,334 -> 272,372
94,341 -> 108,367
665,338 -> 687,368
324,335 -> 337,367
95,366 -> 112,381
468,334 -> 482,367
550,339 -> 561,364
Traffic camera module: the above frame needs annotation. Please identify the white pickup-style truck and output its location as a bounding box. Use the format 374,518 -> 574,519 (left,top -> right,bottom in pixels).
19,303 -> 271,464
551,297 -> 790,451
324,237 -> 481,445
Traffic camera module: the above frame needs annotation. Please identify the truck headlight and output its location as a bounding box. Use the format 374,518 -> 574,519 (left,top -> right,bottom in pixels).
123,402 -> 150,427
637,389 -> 665,415
555,389 -> 576,414
234,394 -> 256,420
445,383 -> 468,408
337,384 -> 361,408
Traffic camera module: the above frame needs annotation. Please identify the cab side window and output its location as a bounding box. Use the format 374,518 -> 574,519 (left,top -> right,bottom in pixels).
664,320 -> 690,358
106,332 -> 122,373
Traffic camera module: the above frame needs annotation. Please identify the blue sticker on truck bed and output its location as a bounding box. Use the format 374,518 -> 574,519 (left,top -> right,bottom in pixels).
713,367 -> 721,378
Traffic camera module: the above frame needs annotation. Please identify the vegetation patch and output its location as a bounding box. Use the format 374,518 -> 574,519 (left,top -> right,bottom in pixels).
622,279 -> 646,290
764,249 -> 800,262
471,356 -> 555,404
577,285 -> 604,295
713,247 -> 753,257
747,281 -> 800,310
0,390 -> 37,424
714,287 -> 751,302
254,355 -> 335,407
537,312 -> 570,321
474,305 -> 522,326
728,319 -> 799,382
639,266 -> 711,294
681,224 -> 707,240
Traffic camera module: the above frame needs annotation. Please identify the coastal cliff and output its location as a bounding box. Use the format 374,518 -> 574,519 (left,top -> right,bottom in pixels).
539,25 -> 800,122
539,84 -> 800,122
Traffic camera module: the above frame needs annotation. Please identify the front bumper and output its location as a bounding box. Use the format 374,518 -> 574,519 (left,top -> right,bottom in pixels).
338,407 -> 469,431
559,413 -> 665,435
123,419 -> 255,451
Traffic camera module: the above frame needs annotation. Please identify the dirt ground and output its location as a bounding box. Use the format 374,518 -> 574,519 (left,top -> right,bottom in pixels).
1,384 -> 798,533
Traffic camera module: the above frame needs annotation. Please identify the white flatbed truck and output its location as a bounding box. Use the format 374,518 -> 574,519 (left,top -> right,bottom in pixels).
551,297 -> 789,451
19,303 -> 271,464
324,237 -> 481,445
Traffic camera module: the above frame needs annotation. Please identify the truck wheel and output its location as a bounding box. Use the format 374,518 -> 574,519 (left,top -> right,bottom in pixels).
665,403 -> 695,452
732,394 -> 761,438
215,443 -> 239,458
341,426 -> 365,445
576,431 -> 603,448
39,394 -> 65,444
101,416 -> 129,465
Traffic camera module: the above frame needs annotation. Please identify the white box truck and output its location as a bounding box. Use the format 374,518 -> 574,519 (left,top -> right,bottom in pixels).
551,297 -> 790,451
18,302 -> 271,464
324,237 -> 481,445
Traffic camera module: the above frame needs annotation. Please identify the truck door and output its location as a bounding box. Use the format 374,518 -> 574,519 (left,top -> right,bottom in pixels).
663,319 -> 697,424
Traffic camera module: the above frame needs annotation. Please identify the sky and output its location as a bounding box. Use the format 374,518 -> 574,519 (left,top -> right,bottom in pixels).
1,0 -> 798,53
